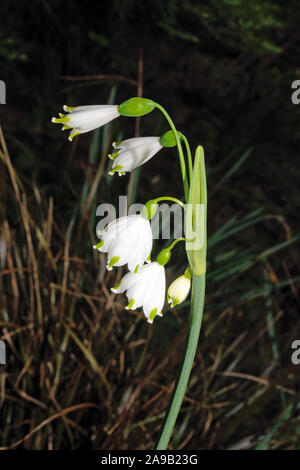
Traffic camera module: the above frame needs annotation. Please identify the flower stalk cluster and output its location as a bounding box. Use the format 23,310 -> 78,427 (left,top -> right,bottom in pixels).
52,95 -> 207,449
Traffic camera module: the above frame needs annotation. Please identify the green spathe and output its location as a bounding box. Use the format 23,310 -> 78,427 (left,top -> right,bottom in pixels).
118,97 -> 155,117
185,146 -> 207,276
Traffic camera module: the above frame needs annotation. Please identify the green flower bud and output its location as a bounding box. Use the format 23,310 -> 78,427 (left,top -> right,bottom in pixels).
185,146 -> 207,276
159,130 -> 178,148
118,97 -> 155,117
141,199 -> 158,220
157,248 -> 171,266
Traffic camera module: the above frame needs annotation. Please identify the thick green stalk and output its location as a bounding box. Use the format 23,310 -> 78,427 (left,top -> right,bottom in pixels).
156,274 -> 206,450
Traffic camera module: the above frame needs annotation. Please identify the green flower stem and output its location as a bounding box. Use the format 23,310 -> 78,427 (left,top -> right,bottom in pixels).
154,196 -> 185,209
179,133 -> 193,185
154,103 -> 189,202
168,237 -> 185,251
156,274 -> 206,450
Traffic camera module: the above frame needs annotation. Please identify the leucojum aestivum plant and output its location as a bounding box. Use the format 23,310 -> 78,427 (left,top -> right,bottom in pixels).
52,97 -> 207,450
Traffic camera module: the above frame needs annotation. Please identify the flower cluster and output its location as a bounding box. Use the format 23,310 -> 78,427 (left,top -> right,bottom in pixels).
51,92 -> 209,451
52,97 -> 197,323
93,209 -> 190,323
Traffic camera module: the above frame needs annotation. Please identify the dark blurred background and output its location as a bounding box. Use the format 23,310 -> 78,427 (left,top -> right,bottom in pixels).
0,0 -> 300,450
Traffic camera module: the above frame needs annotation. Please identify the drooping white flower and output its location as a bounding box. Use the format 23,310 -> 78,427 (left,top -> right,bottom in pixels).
93,214 -> 152,272
108,136 -> 163,175
167,268 -> 191,308
51,105 -> 120,141
111,262 -> 166,323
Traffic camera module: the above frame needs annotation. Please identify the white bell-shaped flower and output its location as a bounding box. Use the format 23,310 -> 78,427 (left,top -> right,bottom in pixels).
94,214 -> 152,272
111,262 -> 166,323
108,136 -> 163,175
167,268 -> 191,308
52,105 -> 120,141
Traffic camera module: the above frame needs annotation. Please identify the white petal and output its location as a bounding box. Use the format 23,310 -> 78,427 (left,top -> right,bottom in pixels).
114,136 -> 160,150
143,263 -> 166,320
126,218 -> 153,271
99,215 -> 152,272
127,236 -> 146,272
111,271 -> 136,294
107,237 -> 136,268
67,106 -> 119,130
125,264 -> 154,306
168,275 -> 191,305
111,262 -> 166,322
68,128 -> 82,141
65,105 -> 117,113
112,138 -> 162,172
101,216 -> 133,245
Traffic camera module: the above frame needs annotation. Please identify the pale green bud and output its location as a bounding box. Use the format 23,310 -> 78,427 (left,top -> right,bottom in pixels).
185,146 -> 207,276
167,268 -> 191,308
118,97 -> 155,117
159,130 -> 178,148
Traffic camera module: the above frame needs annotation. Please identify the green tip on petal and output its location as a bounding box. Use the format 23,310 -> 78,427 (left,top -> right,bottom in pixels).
62,125 -> 71,130
111,280 -> 122,292
167,294 -> 180,307
68,131 -> 81,141
108,152 -> 119,160
64,105 -> 76,112
126,299 -> 135,310
93,240 -> 104,250
107,255 -> 120,270
108,165 -> 123,175
149,307 -> 158,322
52,116 -> 71,124
134,264 -> 139,273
